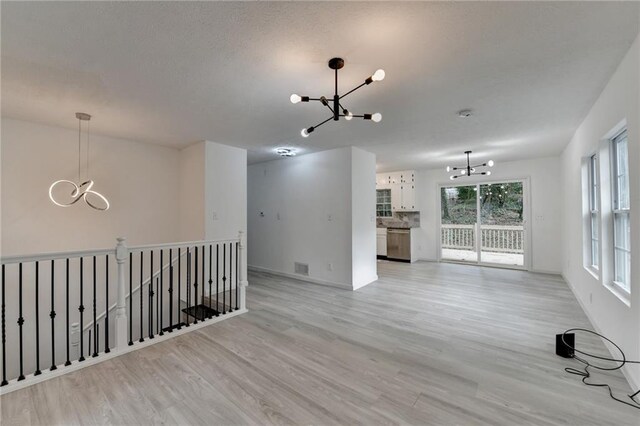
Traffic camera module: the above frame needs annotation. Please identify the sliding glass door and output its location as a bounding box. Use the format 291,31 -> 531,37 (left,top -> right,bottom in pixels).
479,182 -> 525,267
440,185 -> 478,262
440,180 -> 527,269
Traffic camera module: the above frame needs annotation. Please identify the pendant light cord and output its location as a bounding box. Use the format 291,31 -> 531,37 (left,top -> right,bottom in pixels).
86,119 -> 90,180
78,117 -> 82,182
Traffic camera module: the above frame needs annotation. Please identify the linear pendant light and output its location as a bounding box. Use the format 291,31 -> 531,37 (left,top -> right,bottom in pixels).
49,113 -> 110,211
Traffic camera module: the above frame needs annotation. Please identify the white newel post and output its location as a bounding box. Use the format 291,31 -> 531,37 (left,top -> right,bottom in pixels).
115,237 -> 129,349
238,231 -> 248,311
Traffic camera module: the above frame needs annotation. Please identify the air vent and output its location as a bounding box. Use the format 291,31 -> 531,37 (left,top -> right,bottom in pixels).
294,262 -> 309,276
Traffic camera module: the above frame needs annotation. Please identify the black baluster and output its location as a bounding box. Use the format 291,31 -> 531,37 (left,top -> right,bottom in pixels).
35,261 -> 41,375
105,255 -> 110,353
88,330 -> 91,357
79,257 -> 85,362
129,252 -> 133,346
222,244 -> 226,314
185,248 -> 190,327
92,256 -> 98,357
50,259 -> 57,370
194,247 -> 198,324
159,250 -> 164,336
1,264 -> 8,386
200,246 -> 208,321
236,242 -> 239,310
156,278 -> 159,334
149,250 -> 154,339
177,248 -> 182,330
201,245 -> 205,319
65,259 -> 71,366
208,245 -> 213,319
96,323 -> 100,353
169,248 -> 173,332
228,244 -> 233,313
139,252 -> 144,343
216,244 -> 219,316
17,263 -> 25,380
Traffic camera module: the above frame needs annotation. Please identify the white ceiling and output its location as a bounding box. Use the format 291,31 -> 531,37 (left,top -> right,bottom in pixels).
2,2 -> 638,171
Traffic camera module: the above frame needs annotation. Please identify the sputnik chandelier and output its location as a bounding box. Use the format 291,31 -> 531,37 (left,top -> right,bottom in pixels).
446,151 -> 495,180
290,57 -> 384,137
49,113 -> 110,211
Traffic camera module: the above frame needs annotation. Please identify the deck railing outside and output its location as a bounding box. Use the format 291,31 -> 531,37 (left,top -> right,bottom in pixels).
441,224 -> 524,254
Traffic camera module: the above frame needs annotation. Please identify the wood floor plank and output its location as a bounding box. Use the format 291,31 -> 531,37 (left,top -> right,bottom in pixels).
1,261 -> 639,425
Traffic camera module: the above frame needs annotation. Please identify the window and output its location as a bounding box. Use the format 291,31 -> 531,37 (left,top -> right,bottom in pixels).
376,189 -> 392,217
611,129 -> 630,292
588,154 -> 599,270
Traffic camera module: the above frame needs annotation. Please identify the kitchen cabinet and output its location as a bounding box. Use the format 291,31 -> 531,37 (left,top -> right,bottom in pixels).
376,170 -> 417,212
376,228 -> 387,256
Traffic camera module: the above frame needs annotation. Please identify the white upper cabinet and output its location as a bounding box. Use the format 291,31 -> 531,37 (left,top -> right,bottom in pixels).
376,170 -> 417,211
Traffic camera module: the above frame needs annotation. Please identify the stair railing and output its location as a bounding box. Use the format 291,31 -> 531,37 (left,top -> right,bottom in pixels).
0,231 -> 248,394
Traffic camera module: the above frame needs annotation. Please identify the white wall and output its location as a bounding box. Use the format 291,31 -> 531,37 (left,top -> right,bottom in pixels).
205,141 -> 247,241
413,156 -> 562,273
561,34 -> 640,388
248,146 -> 377,290
351,148 -> 378,289
178,140 -> 248,242
1,117 -> 181,255
179,142 -> 206,241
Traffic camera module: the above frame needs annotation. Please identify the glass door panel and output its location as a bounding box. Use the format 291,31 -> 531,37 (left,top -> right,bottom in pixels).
440,186 -> 478,262
479,182 -> 524,266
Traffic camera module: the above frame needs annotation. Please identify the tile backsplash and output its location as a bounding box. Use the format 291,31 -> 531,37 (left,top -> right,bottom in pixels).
377,211 -> 421,228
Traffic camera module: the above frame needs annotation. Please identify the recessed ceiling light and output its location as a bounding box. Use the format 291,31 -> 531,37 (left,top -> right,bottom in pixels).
457,109 -> 473,118
275,147 -> 296,157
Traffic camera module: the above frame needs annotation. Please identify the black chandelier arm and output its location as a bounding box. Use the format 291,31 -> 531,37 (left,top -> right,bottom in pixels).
339,82 -> 367,100
313,116 -> 334,129
471,163 -> 487,168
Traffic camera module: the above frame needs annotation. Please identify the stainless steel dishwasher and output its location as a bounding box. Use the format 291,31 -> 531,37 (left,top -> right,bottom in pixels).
386,228 -> 411,261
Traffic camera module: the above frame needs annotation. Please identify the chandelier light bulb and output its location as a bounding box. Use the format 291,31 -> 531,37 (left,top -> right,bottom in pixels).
450,175 -> 455,180
446,166 -> 451,172
301,128 -> 310,137
371,113 -> 382,123
488,160 -> 495,167
372,69 -> 386,82
344,110 -> 353,121
461,169 -> 467,175
486,171 -> 492,176
290,94 -> 302,104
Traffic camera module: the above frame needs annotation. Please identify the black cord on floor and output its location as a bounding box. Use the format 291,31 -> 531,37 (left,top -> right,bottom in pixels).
561,328 -> 640,410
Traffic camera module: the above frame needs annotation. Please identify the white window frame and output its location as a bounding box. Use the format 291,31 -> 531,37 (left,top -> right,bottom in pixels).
588,154 -> 599,271
611,129 -> 630,294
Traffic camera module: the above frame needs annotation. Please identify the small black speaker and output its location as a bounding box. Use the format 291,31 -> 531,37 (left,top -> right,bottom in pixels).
556,333 -> 575,358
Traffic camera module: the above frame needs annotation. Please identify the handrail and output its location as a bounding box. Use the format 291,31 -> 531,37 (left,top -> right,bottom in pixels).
128,237 -> 239,253
0,237 -> 240,264
1,248 -> 115,264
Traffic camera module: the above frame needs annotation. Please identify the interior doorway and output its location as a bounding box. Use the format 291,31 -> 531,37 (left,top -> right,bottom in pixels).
439,180 -> 528,269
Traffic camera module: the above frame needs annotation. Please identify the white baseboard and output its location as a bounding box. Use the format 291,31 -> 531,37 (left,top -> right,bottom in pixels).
561,273 -> 639,391
248,265 -> 352,290
0,308 -> 248,396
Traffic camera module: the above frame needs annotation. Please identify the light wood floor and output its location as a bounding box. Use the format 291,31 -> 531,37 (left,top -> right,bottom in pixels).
2,261 -> 639,425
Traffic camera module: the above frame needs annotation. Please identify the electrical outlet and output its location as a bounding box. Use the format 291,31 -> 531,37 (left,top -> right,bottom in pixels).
212,211 -> 218,220
259,211 -> 265,217
590,293 -> 593,304
327,214 -> 333,222
327,263 -> 333,271
277,212 -> 281,220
